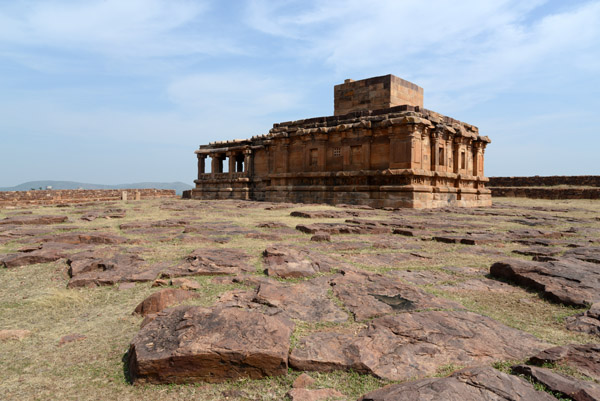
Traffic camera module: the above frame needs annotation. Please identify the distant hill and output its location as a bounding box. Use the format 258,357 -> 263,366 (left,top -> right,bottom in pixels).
0,181 -> 193,195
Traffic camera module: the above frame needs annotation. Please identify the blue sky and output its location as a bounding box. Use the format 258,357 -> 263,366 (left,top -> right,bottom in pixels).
1,0 -> 599,187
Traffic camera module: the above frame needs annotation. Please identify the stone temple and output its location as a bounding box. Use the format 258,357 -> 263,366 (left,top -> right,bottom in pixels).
190,74 -> 491,208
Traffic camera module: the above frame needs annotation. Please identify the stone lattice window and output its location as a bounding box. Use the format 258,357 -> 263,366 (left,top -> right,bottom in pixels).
333,147 -> 341,157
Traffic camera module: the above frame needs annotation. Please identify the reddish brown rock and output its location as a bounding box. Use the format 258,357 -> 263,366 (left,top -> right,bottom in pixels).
563,247 -> 600,264
490,258 -> 600,307
0,215 -> 68,225
170,277 -> 201,291
296,222 -> 389,235
127,305 -> 294,384
67,249 -> 163,288
39,232 -> 128,245
290,210 -> 369,219
289,311 -> 548,381
286,388 -> 344,401
292,373 -> 315,389
263,247 -> 331,279
133,289 -> 199,317
161,248 -> 253,278
1,247 -> 67,268
331,269 -> 462,321
528,344 -> 600,381
310,233 -> 330,242
358,366 -> 556,401
512,364 -> 600,401
565,303 -> 600,336
253,278 -> 348,323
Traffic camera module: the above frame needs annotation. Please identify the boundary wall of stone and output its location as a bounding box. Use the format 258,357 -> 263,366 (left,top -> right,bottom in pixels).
489,176 -> 600,187
491,187 -> 600,200
0,189 -> 176,207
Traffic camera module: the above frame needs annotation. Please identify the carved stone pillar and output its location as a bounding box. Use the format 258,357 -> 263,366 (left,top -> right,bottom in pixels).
197,154 -> 206,179
228,152 -> 236,175
244,149 -> 252,174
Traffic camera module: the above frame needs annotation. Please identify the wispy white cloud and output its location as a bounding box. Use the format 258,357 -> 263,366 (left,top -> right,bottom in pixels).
0,0 -> 240,61
244,0 -> 600,113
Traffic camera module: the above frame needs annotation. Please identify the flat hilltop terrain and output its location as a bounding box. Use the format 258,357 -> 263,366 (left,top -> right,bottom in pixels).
1,198 -> 599,400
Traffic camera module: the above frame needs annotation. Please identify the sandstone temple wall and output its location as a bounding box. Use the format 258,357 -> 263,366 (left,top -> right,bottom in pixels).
0,189 -> 176,207
191,75 -> 491,209
334,75 -> 424,116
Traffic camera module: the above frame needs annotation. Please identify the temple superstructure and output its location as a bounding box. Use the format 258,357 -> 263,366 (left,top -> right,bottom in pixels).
190,74 -> 491,208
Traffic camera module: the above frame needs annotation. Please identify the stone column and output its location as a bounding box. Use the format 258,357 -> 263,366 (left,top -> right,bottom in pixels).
244,149 -> 252,175
431,135 -> 440,171
211,154 -> 219,175
197,154 -> 206,179
452,138 -> 461,173
228,152 -> 236,175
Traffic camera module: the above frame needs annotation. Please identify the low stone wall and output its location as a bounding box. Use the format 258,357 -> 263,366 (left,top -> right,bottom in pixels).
491,187 -> 600,200
0,189 -> 177,207
489,176 -> 600,187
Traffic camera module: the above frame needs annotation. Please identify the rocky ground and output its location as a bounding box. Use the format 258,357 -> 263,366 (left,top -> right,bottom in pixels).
0,197 -> 599,400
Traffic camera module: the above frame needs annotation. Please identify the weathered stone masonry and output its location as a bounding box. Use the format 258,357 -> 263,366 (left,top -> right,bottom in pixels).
191,75 -> 491,208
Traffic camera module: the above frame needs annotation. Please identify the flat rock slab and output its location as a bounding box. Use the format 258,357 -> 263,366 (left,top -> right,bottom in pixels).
512,365 -> 600,401
161,248 -> 253,278
1,247 -> 68,268
290,210 -> 371,219
490,258 -> 600,307
512,246 -> 563,257
128,305 -> 294,384
39,232 -> 129,245
0,215 -> 68,225
331,269 -> 462,321
433,233 -> 501,245
290,311 -> 548,381
565,303 -> 600,336
563,247 -> 600,264
343,252 -> 417,268
133,289 -> 199,316
67,249 -> 162,288
528,344 -> 600,381
358,366 -> 556,401
263,246 -> 332,278
253,277 -> 348,323
296,223 -> 389,235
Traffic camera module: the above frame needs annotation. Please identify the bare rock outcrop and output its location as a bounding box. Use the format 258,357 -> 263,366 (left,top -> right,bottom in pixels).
133,289 -> 199,317
289,310 -> 548,381
253,277 -> 348,323
127,305 -> 294,384
160,248 -> 253,278
67,249 -> 163,288
263,246 -> 332,278
528,344 -> 600,381
358,366 -> 556,401
331,269 -> 462,321
490,258 -> 600,307
512,364 -> 600,401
